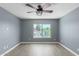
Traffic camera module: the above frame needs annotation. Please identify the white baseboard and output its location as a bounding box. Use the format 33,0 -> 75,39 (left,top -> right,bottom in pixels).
1,42 -> 21,56
1,42 -> 78,56
20,42 -> 59,44
59,43 -> 79,56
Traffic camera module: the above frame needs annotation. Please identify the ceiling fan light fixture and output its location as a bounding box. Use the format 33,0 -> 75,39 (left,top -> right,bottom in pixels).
26,3 -> 53,16
36,11 -> 43,16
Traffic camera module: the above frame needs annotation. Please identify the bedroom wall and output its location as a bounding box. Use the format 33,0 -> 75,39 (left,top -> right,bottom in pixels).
21,19 -> 59,42
59,7 -> 79,54
0,7 -> 20,55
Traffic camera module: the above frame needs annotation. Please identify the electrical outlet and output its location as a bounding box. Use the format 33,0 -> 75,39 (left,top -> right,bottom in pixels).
77,49 -> 79,51
3,45 -> 8,50
3,46 -> 7,50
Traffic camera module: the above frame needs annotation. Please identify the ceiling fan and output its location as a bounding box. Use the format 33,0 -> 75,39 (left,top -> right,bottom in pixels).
25,3 -> 53,16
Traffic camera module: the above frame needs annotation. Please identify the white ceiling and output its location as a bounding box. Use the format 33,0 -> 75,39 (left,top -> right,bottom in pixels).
0,3 -> 79,19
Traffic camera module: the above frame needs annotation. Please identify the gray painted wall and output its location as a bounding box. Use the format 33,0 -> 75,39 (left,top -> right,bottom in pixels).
21,19 -> 59,42
1,3 -> 79,55
0,7 -> 20,55
59,7 -> 79,54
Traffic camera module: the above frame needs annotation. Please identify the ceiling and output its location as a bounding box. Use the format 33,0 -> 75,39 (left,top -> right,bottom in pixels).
0,3 -> 79,19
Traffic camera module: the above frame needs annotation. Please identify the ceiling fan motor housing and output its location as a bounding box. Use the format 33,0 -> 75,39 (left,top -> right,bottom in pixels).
37,5 -> 43,11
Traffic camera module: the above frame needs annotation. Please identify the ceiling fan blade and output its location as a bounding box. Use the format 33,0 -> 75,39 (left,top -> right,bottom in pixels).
42,3 -> 52,9
25,4 -> 36,9
26,11 -> 36,13
43,10 -> 53,13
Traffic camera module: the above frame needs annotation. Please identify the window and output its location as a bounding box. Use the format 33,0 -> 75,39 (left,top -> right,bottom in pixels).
33,24 -> 51,38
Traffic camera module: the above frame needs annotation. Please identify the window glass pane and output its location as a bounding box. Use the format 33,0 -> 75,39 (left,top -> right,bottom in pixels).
33,24 -> 51,38
33,24 -> 42,38
42,24 -> 51,38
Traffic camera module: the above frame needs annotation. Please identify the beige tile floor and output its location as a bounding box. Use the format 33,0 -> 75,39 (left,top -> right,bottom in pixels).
5,43 -> 75,56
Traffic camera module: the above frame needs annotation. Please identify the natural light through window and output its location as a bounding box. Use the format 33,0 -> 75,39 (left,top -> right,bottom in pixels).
33,24 -> 51,38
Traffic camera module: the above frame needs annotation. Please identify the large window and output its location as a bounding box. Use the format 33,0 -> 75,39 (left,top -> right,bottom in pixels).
33,24 -> 51,38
